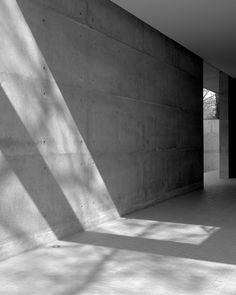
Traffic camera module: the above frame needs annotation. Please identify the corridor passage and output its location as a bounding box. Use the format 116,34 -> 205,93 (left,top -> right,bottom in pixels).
1,171 -> 236,295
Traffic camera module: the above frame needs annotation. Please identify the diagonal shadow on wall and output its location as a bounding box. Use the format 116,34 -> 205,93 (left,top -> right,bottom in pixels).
15,0 -> 147,217
0,86 -> 83,241
0,0 -> 120,260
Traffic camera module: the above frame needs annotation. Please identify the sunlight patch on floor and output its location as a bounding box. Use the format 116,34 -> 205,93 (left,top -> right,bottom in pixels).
93,218 -> 220,245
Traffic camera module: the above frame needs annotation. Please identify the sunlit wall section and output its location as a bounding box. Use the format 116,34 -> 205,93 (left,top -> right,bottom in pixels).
0,0 -> 119,259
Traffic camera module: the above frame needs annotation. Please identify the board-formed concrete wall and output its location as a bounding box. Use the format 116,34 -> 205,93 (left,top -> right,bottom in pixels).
0,0 -> 203,260
204,120 -> 219,172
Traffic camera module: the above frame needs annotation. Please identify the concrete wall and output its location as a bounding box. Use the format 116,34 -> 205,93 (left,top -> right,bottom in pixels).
204,120 -> 219,172
228,77 -> 236,178
0,0 -> 203,260
219,72 -> 229,178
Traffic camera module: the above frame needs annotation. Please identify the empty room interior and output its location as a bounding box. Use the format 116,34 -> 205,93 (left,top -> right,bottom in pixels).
1,0 -> 236,294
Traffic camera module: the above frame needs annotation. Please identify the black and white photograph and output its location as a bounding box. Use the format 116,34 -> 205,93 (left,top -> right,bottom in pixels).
0,0 -> 236,294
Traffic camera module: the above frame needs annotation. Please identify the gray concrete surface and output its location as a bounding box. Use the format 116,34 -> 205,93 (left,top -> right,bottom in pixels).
204,120 -> 219,172
228,77 -> 236,178
0,0 -> 203,260
1,171 -> 236,294
219,72 -> 229,178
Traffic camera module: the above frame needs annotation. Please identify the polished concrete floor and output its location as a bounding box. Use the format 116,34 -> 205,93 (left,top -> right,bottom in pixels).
1,171 -> 236,294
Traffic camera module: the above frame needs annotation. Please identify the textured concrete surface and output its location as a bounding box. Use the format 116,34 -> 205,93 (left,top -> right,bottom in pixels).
228,77 -> 236,178
219,72 -> 229,178
0,0 -> 203,260
204,120 -> 219,172
1,172 -> 236,294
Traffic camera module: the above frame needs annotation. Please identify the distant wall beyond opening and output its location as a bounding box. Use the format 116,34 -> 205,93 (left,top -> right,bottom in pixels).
204,120 -> 219,172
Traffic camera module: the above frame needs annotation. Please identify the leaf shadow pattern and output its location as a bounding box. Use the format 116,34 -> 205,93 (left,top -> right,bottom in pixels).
0,0 -> 119,259
0,87 -> 82,244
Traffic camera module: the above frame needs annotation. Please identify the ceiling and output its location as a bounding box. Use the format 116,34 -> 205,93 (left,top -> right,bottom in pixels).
111,0 -> 236,78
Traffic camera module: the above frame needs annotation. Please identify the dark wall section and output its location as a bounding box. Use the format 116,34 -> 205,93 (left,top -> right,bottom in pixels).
229,77 -> 236,177
219,72 -> 229,178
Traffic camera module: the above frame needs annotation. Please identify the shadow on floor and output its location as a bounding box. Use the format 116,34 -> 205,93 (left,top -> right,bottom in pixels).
62,171 -> 236,265
1,171 -> 236,295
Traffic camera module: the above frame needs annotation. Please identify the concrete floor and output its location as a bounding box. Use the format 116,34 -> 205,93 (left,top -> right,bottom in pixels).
1,171 -> 236,295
